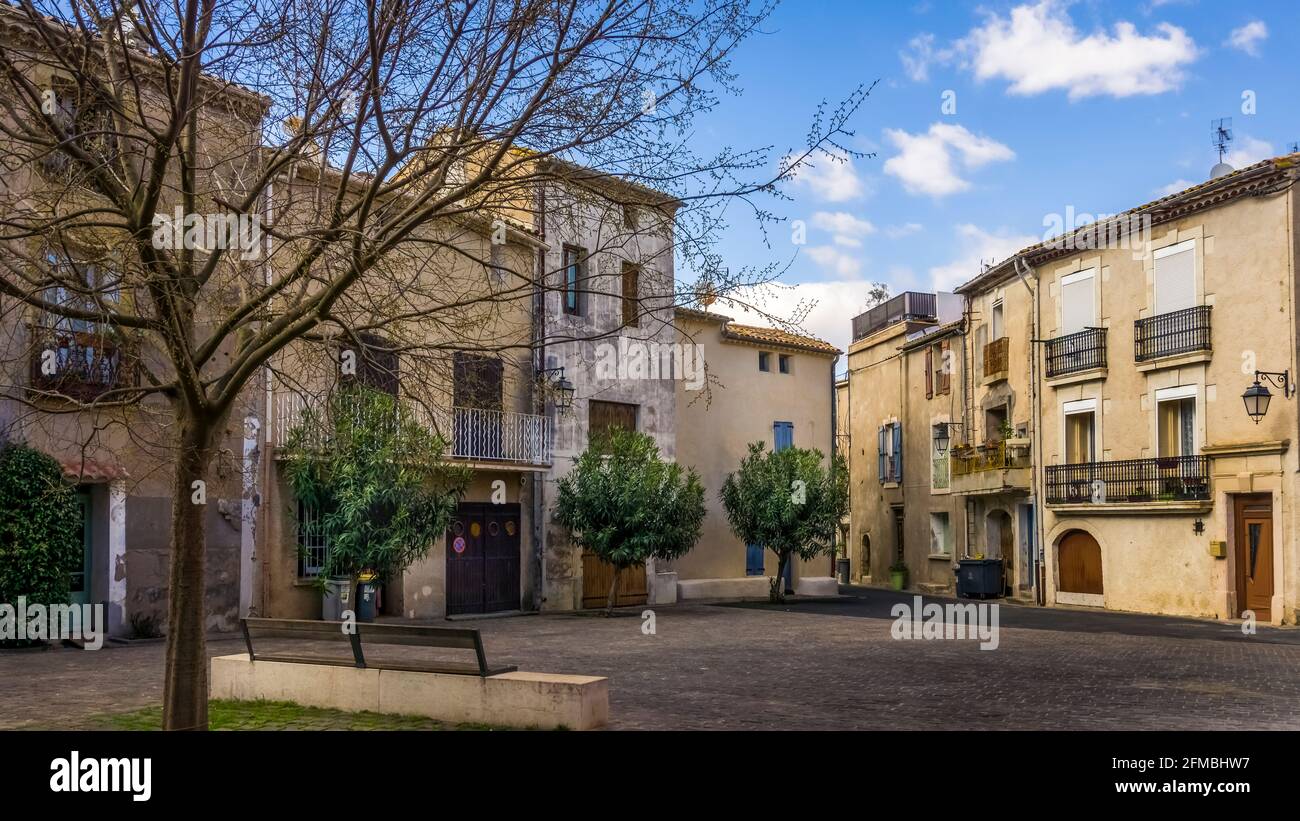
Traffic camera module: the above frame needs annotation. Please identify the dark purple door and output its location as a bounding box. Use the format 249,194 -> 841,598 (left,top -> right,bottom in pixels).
446,503 -> 521,615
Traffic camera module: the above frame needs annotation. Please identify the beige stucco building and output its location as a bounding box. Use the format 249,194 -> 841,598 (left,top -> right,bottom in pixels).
670,307 -> 841,598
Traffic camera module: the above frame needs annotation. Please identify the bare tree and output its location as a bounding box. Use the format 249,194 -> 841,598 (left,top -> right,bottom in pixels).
0,0 -> 867,729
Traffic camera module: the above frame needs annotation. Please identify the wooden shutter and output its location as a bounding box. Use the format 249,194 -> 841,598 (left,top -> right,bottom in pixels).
453,352 -> 503,410
891,423 -> 903,481
937,341 -> 951,395
621,262 -> 639,328
877,426 -> 886,483
589,400 -> 638,449
925,347 -> 933,398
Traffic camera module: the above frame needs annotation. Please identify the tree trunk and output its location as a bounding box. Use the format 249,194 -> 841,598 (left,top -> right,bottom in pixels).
772,554 -> 788,603
162,413 -> 217,730
605,565 -> 621,616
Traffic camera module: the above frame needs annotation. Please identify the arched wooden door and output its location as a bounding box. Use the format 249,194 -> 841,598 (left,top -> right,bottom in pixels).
1057,530 -> 1103,599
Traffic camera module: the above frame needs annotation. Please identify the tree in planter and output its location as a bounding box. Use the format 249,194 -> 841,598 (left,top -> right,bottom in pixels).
282,388 -> 470,600
0,442 -> 82,647
553,429 -> 705,615
720,442 -> 848,602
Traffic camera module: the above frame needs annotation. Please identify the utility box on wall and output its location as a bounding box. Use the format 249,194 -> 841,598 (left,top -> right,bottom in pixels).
1208,540 -> 1227,558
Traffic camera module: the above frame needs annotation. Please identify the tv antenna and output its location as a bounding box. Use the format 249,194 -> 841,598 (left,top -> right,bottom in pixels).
1211,118 -> 1233,163
1289,141 -> 1299,155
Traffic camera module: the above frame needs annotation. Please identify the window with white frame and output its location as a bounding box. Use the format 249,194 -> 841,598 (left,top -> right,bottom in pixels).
929,512 -> 951,556
1155,385 -> 1197,458
297,500 -> 330,578
1059,268 -> 1096,334
1063,399 -> 1097,464
878,421 -> 902,483
1153,240 -> 1196,316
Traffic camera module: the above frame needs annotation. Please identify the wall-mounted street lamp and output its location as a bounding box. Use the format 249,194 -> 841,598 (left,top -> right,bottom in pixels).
932,421 -> 965,454
538,366 -> 576,414
1242,370 -> 1294,423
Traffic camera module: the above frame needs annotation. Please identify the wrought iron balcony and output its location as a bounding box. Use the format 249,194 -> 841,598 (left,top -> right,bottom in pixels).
28,325 -> 135,401
851,291 -> 938,341
1045,455 -> 1210,505
272,392 -> 552,466
1045,327 -> 1107,378
1134,305 -> 1211,362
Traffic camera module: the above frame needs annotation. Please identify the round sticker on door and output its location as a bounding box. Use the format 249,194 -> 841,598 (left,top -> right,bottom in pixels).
470,521 -> 481,538
453,536 -> 467,554
488,521 -> 500,536
504,520 -> 516,536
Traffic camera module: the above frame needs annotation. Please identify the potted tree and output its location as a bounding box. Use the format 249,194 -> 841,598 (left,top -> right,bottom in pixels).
553,429 -> 705,614
888,561 -> 909,591
720,442 -> 849,602
283,388 -> 470,621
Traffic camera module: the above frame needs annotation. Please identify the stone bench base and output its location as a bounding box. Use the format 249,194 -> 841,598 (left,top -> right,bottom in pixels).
676,576 -> 772,601
795,576 -> 841,597
209,654 -> 608,730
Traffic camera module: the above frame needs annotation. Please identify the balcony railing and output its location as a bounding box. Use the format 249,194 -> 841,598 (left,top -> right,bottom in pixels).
1045,327 -> 1107,378
1134,305 -> 1211,362
1045,455 -> 1210,504
983,336 -> 1009,376
852,291 -> 938,341
28,325 -> 135,401
272,392 -> 552,466
950,439 -> 1031,477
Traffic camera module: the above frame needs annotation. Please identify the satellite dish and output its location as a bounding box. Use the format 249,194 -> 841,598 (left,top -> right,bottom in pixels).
1210,162 -> 1234,179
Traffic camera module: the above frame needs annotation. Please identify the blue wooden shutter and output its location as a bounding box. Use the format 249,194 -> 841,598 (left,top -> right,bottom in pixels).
891,423 -> 903,481
877,426 -> 886,483
774,421 -> 794,451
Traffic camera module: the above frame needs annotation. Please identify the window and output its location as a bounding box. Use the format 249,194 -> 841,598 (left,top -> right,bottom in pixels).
35,251 -> 127,397
778,354 -> 791,374
42,77 -> 116,181
991,298 -> 1005,340
488,240 -> 507,286
925,342 -> 951,398
758,351 -> 771,372
343,332 -> 399,396
1063,399 -> 1097,464
622,204 -> 639,230
589,399 -> 638,449
929,513 -> 951,556
621,261 -> 639,328
931,425 -> 950,490
1060,268 -> 1096,334
1153,240 -> 1195,316
878,421 -> 902,483
562,245 -> 584,316
297,500 -> 329,578
1156,385 -> 1196,458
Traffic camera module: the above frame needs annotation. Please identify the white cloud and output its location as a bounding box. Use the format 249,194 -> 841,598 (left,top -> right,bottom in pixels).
1226,21 -> 1267,56
957,1 -> 1198,99
900,33 -> 944,82
787,149 -> 865,202
886,222 -> 923,238
1154,179 -> 1197,197
883,123 -> 1014,197
811,211 -> 876,248
1225,135 -> 1274,168
804,245 -> 863,277
929,224 -> 1037,292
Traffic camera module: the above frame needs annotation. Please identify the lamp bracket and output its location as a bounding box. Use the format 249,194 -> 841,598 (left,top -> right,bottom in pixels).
1255,370 -> 1294,398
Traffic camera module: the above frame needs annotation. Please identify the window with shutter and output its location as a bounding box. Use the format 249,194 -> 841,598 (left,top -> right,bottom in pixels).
1060,268 -> 1096,334
877,426 -> 886,483
1153,240 -> 1195,316
925,347 -> 933,398
891,423 -> 903,481
621,261 -> 640,328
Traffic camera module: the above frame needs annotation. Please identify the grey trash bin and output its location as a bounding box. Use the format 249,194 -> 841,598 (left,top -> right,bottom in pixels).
356,579 -> 378,623
836,557 -> 851,584
321,576 -> 351,621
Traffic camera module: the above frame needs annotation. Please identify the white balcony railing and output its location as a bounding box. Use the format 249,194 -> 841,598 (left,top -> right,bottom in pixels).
271,392 -> 552,466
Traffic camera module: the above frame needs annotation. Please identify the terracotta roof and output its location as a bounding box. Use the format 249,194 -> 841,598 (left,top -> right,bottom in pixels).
722,323 -> 840,355
955,152 -> 1300,295
674,306 -> 732,324
59,458 -> 130,482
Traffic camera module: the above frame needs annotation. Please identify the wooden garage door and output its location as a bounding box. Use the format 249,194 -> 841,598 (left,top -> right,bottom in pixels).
1058,530 -> 1103,595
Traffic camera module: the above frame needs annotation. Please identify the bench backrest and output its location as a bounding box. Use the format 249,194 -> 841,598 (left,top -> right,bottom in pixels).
240,618 -> 499,676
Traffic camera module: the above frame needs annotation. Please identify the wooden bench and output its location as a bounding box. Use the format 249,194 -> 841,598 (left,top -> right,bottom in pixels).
240,617 -> 517,677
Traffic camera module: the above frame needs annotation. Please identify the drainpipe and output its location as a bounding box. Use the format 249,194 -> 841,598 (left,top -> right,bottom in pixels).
1015,255 -> 1048,606
830,353 -> 840,577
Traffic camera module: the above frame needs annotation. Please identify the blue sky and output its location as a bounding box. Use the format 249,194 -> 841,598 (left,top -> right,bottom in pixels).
697,0 -> 1299,353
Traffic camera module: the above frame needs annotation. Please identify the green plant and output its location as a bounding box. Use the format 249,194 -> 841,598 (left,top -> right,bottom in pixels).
282,388 -> 470,583
553,429 -> 705,614
0,441 -> 82,647
720,443 -> 849,603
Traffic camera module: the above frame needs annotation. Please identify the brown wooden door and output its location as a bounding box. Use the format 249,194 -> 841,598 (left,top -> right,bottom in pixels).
1058,530 -> 1103,595
1234,494 -> 1273,622
581,553 -> 647,609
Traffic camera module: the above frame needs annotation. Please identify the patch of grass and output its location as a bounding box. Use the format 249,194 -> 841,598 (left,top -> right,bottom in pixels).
79,700 -> 509,731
